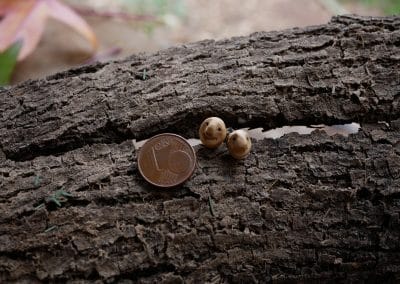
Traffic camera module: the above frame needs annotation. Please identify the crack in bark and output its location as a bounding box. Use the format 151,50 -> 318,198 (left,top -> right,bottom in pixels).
1,17 -> 399,163
0,15 -> 400,282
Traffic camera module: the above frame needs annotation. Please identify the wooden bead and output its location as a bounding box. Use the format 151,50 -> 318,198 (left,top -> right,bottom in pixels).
226,129 -> 251,159
199,117 -> 227,149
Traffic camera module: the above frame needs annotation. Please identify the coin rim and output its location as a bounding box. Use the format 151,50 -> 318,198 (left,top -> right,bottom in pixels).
137,133 -> 197,188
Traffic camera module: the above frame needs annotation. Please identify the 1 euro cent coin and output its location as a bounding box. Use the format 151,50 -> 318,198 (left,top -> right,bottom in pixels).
137,133 -> 197,188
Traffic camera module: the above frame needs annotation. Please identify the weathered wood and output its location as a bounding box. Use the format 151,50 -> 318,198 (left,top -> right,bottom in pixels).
0,15 -> 399,283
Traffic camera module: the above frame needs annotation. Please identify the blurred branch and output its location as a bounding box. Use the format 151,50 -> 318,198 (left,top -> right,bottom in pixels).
72,5 -> 161,23
84,46 -> 122,65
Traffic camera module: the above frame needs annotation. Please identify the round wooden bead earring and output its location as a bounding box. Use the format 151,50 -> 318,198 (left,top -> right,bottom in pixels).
226,129 -> 252,159
199,117 -> 227,149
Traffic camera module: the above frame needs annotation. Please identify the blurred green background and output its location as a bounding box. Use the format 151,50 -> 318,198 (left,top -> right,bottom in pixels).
343,0 -> 400,15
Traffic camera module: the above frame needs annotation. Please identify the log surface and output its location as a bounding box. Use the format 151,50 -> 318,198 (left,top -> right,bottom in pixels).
0,15 -> 400,283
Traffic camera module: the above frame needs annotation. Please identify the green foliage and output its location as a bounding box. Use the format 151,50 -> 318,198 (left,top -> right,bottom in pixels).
49,188 -> 72,207
343,0 -> 400,15
361,0 -> 400,14
0,42 -> 21,86
34,187 -> 73,210
33,174 -> 41,187
121,0 -> 185,17
122,0 -> 186,35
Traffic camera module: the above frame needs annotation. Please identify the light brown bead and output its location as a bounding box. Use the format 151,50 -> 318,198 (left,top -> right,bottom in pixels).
226,129 -> 251,159
199,117 -> 227,149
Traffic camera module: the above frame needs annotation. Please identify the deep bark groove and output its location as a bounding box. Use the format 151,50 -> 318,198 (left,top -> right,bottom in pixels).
0,15 -> 400,283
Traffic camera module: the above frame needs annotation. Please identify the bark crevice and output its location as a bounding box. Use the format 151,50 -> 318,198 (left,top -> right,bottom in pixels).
0,15 -> 400,283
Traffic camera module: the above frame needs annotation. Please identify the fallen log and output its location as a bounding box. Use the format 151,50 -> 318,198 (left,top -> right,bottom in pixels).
0,15 -> 399,283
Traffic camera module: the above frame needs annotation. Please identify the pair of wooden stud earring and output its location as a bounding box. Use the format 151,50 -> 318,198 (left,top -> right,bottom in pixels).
199,117 -> 252,159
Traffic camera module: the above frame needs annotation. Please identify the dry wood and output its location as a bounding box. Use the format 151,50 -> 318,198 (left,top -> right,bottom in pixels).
0,15 -> 400,283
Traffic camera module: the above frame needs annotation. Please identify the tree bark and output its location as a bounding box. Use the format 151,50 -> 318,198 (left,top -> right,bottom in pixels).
0,15 -> 400,283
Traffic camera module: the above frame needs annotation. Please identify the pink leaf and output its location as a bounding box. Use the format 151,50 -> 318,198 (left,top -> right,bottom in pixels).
14,1 -> 48,60
0,0 -> 36,52
0,0 -> 98,61
46,0 -> 98,50
0,0 -> 18,16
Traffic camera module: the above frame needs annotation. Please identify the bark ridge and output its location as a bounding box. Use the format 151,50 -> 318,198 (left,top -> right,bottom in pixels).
0,15 -> 400,283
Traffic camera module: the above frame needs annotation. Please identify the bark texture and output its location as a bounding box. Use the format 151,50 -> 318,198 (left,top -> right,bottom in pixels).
1,15 -> 400,283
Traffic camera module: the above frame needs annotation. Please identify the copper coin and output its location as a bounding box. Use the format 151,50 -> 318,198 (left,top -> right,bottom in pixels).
137,133 -> 196,187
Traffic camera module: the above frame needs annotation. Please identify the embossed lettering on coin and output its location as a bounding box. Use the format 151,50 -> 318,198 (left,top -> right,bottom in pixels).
138,133 -> 196,187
